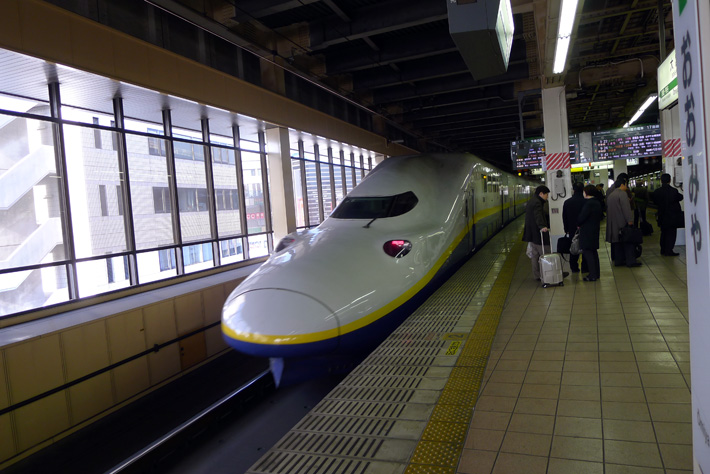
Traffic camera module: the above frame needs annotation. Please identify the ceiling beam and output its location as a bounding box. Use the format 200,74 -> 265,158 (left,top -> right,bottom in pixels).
373,63 -> 530,104
232,0 -> 319,23
309,0 -> 447,49
325,29 -> 457,74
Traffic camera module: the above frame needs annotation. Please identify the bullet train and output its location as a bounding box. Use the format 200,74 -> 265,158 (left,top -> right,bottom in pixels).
222,153 -> 531,385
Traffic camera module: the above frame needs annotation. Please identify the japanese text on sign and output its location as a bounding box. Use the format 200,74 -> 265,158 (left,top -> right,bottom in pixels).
681,32 -> 702,263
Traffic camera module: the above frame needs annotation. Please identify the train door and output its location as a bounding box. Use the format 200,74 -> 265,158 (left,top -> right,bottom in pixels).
465,185 -> 475,251
501,186 -> 507,225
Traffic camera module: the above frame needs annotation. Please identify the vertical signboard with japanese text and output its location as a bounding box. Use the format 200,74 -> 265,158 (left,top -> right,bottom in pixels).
673,0 -> 710,470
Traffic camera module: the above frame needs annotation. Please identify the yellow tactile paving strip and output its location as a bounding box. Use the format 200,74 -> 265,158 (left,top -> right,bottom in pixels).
404,239 -> 524,474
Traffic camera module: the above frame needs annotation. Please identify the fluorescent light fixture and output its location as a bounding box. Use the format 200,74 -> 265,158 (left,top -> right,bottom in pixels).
553,37 -> 571,74
552,0 -> 580,74
623,94 -> 658,128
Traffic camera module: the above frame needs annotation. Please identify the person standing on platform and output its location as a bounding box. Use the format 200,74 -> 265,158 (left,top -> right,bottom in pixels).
563,182 -> 586,273
606,173 -> 628,197
652,173 -> 684,256
595,183 -> 606,218
606,176 -> 641,267
578,184 -> 603,281
633,184 -> 650,227
522,185 -> 550,280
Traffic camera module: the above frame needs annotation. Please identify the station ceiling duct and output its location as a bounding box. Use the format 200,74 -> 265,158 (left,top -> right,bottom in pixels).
447,0 -> 515,80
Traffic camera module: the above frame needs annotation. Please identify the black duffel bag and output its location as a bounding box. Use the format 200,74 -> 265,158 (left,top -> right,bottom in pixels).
557,234 -> 572,254
619,225 -> 643,244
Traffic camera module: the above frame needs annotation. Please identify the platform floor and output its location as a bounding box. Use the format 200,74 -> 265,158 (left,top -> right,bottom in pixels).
461,227 -> 691,474
247,217 -> 691,474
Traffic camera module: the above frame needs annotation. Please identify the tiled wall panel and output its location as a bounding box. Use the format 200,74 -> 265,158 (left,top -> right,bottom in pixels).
0,350 -> 8,410
113,359 -> 150,404
14,392 -> 70,453
175,292 -> 204,335
205,326 -> 229,357
0,413 -> 15,460
203,285 -> 226,325
144,301 -> 181,385
6,335 -> 64,403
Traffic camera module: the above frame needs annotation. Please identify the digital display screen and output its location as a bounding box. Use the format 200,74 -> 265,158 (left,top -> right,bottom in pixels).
569,134 -> 579,163
511,138 -> 545,169
592,124 -> 662,161
511,135 -> 579,169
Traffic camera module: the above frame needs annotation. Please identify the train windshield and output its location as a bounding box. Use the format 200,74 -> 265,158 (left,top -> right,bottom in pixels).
331,191 -> 418,219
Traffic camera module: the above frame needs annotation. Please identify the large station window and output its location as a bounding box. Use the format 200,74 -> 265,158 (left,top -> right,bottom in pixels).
289,139 -> 374,229
0,49 -> 274,318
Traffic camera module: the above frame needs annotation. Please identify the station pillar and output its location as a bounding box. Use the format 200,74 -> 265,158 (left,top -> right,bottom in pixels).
265,127 -> 297,243
542,86 -> 572,249
660,105 -> 685,244
598,168 -> 609,189
612,159 -> 627,182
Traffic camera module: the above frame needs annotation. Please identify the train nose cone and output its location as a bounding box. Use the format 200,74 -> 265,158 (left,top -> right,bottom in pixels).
222,289 -> 339,357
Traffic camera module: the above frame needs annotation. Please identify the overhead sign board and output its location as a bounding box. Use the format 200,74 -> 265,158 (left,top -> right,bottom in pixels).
448,0 -> 514,80
592,124 -> 662,161
658,49 -> 679,110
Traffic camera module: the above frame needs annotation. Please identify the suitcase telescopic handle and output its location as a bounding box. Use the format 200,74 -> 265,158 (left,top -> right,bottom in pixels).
540,229 -> 549,254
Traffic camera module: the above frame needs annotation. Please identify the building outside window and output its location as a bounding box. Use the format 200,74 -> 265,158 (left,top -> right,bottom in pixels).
0,48 -> 276,318
290,139 -> 374,229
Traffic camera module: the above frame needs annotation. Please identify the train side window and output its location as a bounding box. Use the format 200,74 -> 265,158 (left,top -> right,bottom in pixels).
331,191 -> 418,219
389,191 -> 418,217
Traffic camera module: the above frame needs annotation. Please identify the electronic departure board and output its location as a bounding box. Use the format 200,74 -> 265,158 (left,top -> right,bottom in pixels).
592,124 -> 662,161
511,138 -> 545,169
511,135 -> 580,169
569,134 -> 579,163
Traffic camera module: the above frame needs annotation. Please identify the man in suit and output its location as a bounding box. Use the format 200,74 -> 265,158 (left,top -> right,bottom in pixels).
606,176 -> 641,267
562,182 -> 587,273
652,173 -> 684,256
522,185 -> 550,280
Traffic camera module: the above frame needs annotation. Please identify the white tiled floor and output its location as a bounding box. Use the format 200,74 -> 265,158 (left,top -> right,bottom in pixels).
458,226 -> 692,474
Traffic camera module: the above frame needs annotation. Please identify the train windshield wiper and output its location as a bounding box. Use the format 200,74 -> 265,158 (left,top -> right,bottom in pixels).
363,217 -> 378,228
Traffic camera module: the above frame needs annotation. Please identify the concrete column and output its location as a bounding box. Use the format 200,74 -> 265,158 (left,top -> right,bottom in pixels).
660,105 -> 685,244
598,168 -> 609,189
660,105 -> 682,176
265,127 -> 296,243
612,159 -> 628,181
542,86 -> 571,248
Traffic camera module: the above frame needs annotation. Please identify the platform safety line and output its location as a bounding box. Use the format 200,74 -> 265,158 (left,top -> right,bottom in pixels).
404,237 -> 525,474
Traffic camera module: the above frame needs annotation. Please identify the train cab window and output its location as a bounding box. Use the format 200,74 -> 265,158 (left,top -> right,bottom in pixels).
331,191 -> 418,219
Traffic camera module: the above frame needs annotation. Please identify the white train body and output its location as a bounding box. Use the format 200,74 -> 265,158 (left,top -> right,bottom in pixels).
222,153 -> 530,364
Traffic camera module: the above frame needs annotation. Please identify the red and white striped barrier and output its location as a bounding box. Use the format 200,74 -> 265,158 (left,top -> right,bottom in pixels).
662,138 -> 682,158
544,152 -> 571,171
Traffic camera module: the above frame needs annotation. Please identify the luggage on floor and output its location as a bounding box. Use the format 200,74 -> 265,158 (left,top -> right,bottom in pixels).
640,220 -> 653,236
539,230 -> 564,288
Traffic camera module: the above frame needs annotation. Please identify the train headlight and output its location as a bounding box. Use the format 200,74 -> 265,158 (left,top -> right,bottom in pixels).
383,240 -> 412,258
275,236 -> 296,252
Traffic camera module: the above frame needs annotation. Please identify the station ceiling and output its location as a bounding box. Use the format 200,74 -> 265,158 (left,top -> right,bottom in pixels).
159,0 -> 673,170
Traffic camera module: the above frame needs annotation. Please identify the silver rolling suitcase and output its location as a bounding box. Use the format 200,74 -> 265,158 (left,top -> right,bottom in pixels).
539,230 -> 564,288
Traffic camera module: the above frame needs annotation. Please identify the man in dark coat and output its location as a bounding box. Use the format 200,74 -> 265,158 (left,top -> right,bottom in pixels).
523,185 -> 550,280
606,172 -> 628,197
652,173 -> 684,256
606,176 -> 641,267
562,182 -> 586,273
578,185 -> 603,281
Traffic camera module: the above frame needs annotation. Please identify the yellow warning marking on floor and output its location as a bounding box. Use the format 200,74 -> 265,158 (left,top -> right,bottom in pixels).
445,341 -> 461,355
404,237 -> 524,473
442,332 -> 467,340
